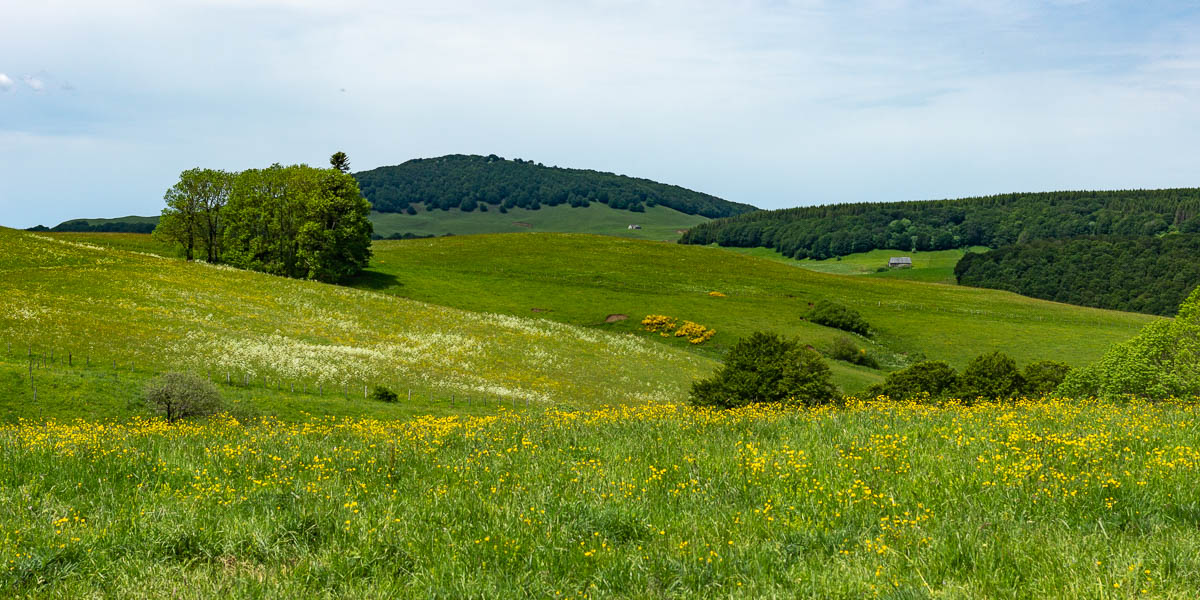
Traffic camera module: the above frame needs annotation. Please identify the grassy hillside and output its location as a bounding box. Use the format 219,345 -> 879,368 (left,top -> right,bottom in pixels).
31,231 -> 1157,395
370,204 -> 706,241
0,228 -> 715,421
356,234 -> 1155,387
6,400 -> 1200,597
724,246 -> 988,284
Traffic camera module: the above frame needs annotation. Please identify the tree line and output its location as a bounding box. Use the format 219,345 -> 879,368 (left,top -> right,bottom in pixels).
353,154 -> 758,219
680,188 -> 1200,259
27,219 -> 157,234
954,234 -> 1200,316
156,152 -> 373,283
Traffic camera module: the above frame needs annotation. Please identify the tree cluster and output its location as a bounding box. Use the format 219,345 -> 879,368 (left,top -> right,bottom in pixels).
156,157 -> 373,282
681,188 -> 1200,259
954,234 -> 1200,316
354,154 -> 758,219
864,354 -> 1072,401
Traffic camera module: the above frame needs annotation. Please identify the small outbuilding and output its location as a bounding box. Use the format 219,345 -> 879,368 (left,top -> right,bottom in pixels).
888,257 -> 913,268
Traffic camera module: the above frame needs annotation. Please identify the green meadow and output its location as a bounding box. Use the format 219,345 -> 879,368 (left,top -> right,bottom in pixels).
359,234 -> 1153,381
0,228 -> 714,421
725,246 -> 988,285
4,400 -> 1199,598
368,204 -> 707,241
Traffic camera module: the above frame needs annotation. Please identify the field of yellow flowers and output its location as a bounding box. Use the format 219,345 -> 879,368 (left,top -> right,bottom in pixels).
3,398 -> 1199,598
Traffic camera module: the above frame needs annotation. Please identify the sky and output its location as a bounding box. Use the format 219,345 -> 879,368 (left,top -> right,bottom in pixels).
3,0 -> 1200,228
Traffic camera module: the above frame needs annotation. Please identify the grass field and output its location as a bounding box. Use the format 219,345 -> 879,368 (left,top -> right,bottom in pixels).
725,247 -> 988,285
359,234 -> 1154,380
368,204 -> 708,241
4,398 -> 1199,598
37,231 -> 1157,396
0,228 -> 715,421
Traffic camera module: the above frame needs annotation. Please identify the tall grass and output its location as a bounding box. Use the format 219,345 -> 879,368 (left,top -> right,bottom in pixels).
0,228 -> 714,415
3,398 -> 1198,598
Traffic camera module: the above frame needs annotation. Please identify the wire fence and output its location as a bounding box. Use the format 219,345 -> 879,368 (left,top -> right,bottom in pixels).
2,339 -> 534,411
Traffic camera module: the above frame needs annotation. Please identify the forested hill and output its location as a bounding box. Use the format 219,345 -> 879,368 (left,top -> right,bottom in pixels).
680,189 -> 1200,259
27,216 -> 159,234
353,154 -> 758,218
955,234 -> 1200,316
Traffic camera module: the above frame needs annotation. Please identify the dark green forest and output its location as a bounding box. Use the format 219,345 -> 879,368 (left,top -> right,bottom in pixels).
680,189 -> 1200,259
354,154 -> 757,218
28,218 -> 158,234
955,234 -> 1200,316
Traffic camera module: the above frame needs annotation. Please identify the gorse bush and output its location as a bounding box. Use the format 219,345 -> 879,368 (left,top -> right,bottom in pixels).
143,372 -> 224,422
641,314 -> 716,344
807,300 -> 871,336
689,331 -> 837,409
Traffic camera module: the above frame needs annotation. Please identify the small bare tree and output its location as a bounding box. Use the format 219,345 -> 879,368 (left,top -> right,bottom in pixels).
144,372 -> 224,422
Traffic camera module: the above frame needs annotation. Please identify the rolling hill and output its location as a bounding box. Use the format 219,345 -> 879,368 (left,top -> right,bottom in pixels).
351,234 -> 1155,391
0,227 -> 715,422
355,154 -> 757,218
22,231 -> 1157,399
682,188 -> 1200,259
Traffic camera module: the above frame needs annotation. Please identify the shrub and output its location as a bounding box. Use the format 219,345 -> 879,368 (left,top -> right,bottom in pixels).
828,336 -> 879,368
865,361 -> 959,401
144,372 -> 224,422
959,351 -> 1024,400
642,314 -> 716,344
807,300 -> 871,336
1022,360 -> 1072,397
689,332 -> 838,409
371,386 -> 399,403
1058,286 -> 1200,400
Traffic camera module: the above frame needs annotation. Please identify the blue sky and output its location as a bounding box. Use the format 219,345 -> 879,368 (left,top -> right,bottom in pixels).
3,0 -> 1200,228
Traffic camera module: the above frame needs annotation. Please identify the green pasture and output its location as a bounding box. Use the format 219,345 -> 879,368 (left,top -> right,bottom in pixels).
0,228 -> 714,421
368,204 -> 707,241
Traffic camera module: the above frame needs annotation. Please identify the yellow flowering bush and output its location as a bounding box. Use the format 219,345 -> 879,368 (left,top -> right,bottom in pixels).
642,314 -> 716,344
674,321 -> 716,344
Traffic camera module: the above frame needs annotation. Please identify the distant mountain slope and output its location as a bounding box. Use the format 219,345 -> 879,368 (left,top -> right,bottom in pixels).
354,154 -> 757,219
681,188 -> 1200,259
28,215 -> 158,234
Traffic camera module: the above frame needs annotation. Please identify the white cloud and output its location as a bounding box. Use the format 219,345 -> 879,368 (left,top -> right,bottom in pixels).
22,75 -> 45,92
0,73 -> 12,90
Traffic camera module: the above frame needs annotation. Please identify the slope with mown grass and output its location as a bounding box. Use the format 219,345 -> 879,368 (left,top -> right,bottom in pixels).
0,227 -> 715,421
369,203 -> 706,241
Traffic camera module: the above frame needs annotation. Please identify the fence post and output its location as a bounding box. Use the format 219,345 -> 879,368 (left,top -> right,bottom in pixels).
408,389 -> 412,403
364,384 -> 368,399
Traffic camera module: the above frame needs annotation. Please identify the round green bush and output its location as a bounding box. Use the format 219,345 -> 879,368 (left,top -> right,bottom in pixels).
689,331 -> 838,409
